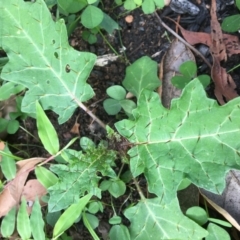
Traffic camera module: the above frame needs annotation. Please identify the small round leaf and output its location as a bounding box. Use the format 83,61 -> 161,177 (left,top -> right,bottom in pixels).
106,86 -> 126,100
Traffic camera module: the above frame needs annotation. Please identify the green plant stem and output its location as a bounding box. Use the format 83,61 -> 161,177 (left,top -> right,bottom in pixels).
19,126 -> 39,141
133,177 -> 145,201
154,12 -> 211,69
99,30 -> 120,57
227,63 -> 240,73
117,30 -> 130,65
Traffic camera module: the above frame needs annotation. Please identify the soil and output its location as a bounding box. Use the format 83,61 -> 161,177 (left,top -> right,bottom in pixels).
4,0 -> 240,239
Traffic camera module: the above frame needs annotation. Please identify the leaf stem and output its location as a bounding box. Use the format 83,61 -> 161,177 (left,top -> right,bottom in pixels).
133,177 -> 146,201
99,30 -> 120,57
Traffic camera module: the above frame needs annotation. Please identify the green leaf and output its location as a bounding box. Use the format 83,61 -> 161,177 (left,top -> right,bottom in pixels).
116,79 -> 240,203
109,224 -> 131,240
100,13 -> 119,34
120,99 -> 136,116
53,193 -> 92,238
109,216 -> 122,225
17,199 -> 31,240
57,0 -> 87,14
206,223 -> 230,240
0,118 -> 8,133
85,213 -> 99,229
237,0 -> 240,11
177,178 -> 191,191
124,0 -> 137,10
208,218 -> 232,228
30,199 -> 45,240
36,101 -> 59,155
80,136 -> 96,151
0,0 -> 96,124
103,99 -> 122,115
108,179 -> 126,198
124,198 -> 208,239
179,61 -> 196,78
87,201 -> 101,214
35,166 -> 58,188
171,75 -> 191,89
154,0 -> 164,8
195,75 -> 210,89
1,145 -> 16,180
82,30 -> 97,44
122,56 -> 160,99
186,206 -> 208,226
48,145 -> 116,212
1,207 -> 16,238
142,0 -> 155,14
0,82 -> 25,101
7,119 -> 19,134
221,14 -> 240,32
107,86 -> 126,100
81,5 -> 104,29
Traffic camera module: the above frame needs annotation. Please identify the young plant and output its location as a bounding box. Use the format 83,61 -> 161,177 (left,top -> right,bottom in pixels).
171,60 -> 210,89
103,85 -> 136,116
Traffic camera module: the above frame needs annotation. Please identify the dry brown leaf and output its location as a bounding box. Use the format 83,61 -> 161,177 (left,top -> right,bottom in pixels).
0,157 -> 45,217
22,179 -> 47,214
160,39 -> 195,108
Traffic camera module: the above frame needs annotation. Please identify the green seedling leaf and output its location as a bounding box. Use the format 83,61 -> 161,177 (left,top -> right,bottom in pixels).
195,75 -> 210,89
109,224 -> 131,240
208,218 -> 232,228
1,145 -> 16,180
124,197 -> 207,239
142,0 -> 155,14
116,79 -> 240,203
179,61 -> 196,79
35,166 -> 58,188
36,101 -> 59,155
1,207 -> 16,238
154,0 -> 164,8
109,216 -> 122,225
85,213 -> 99,229
45,0 -> 57,8
46,211 -> 61,227
171,75 -> 191,89
82,211 -> 100,240
30,199 -> 45,240
115,0 -> 122,5
87,201 -> 101,214
48,145 -> 116,211
57,0 -> 87,14
134,0 -> 142,5
0,0 -> 96,124
186,206 -> 208,226
221,14 -> 240,32
0,118 -> 8,133
99,179 -> 111,191
121,170 -> 133,183
103,99 -> 122,115
100,13 -> 119,34
0,82 -> 25,101
53,193 -> 92,238
107,86 -> 126,100
17,199 -> 31,240
81,5 -> 104,29
122,56 -> 160,99
124,0 -> 137,10
206,223 -> 230,240
82,30 -> 97,44
120,99 -> 136,116
108,179 -> 126,198
7,119 -> 19,134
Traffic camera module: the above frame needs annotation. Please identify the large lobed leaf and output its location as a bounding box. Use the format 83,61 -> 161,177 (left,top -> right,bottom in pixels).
124,197 -> 208,239
0,0 -> 96,123
48,145 -> 116,212
116,79 -> 240,203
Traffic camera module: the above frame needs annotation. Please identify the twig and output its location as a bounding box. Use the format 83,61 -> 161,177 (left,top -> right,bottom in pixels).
154,12 -> 212,69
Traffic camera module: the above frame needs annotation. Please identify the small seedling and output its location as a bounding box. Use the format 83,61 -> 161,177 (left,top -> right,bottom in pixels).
171,60 -> 210,89
103,85 -> 136,116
